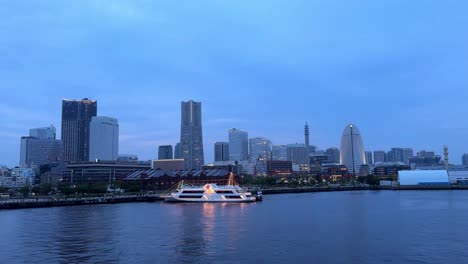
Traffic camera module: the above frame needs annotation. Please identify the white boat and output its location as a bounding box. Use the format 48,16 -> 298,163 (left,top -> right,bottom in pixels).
161,173 -> 258,203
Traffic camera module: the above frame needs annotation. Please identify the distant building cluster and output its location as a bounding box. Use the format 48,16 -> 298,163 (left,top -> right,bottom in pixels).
2,98 -> 468,189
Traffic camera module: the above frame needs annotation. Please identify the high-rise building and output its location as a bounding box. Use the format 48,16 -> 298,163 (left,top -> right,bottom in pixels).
365,151 -> 373,165
286,144 -> 308,165
229,128 -> 249,162
373,150 -> 386,163
174,143 -> 182,159
30,125 -> 56,140
463,154 -> 468,166
89,116 -> 119,161
214,142 -> 229,162
340,123 -> 366,175
20,136 -> 62,167
272,145 -> 288,161
61,98 -> 97,162
325,147 -> 340,163
387,148 -> 413,164
158,145 -> 173,160
180,100 -> 204,170
249,137 -> 272,162
304,123 -> 310,155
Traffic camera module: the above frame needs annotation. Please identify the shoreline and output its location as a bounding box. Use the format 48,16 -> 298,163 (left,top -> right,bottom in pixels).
2,186 -> 468,210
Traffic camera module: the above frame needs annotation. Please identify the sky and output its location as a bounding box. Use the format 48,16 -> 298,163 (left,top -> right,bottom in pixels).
1,0 -> 468,167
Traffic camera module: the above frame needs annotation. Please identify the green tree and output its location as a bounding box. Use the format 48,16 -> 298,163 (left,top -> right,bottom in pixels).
20,186 -> 31,197
40,183 -> 52,195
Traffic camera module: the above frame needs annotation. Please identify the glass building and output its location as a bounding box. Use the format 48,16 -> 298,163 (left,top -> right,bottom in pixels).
286,144 -> 308,165
272,145 -> 288,161
61,98 -> 97,162
20,136 -> 62,167
340,123 -> 366,175
325,147 -> 340,164
89,116 -> 119,161
180,100 -> 204,170
373,150 -> 387,163
158,145 -> 174,160
214,142 -> 229,162
249,137 -> 272,162
30,125 -> 56,140
229,128 -> 249,162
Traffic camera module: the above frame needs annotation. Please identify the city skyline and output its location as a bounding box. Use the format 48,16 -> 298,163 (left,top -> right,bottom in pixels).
1,1 -> 468,166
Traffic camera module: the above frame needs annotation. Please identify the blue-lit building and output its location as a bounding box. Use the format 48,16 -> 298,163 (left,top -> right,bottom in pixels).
398,170 -> 449,186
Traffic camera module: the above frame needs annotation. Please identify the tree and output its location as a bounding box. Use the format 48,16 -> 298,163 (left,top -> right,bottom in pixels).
40,183 -> 52,195
20,186 -> 31,197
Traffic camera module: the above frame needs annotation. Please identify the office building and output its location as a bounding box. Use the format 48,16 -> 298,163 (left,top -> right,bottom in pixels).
373,150 -> 386,163
30,125 -> 56,140
286,144 -> 308,165
387,148 -> 413,164
249,137 -> 272,161
117,154 -> 138,162
61,98 -> 97,162
365,151 -> 373,165
272,145 -> 288,161
229,128 -> 249,162
325,147 -> 340,163
174,143 -> 182,159
180,100 -> 204,170
340,123 -> 366,175
152,159 -> 184,171
158,145 -> 173,160
89,116 -> 119,161
20,136 -> 62,167
214,142 -> 229,162
267,160 -> 293,176
463,154 -> 468,166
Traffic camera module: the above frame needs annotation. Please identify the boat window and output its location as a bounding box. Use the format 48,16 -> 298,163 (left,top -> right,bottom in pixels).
215,190 -> 234,194
225,196 -> 242,199
181,190 -> 205,194
179,195 -> 203,199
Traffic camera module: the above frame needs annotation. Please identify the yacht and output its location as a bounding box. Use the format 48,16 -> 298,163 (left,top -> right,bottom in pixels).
161,174 -> 259,203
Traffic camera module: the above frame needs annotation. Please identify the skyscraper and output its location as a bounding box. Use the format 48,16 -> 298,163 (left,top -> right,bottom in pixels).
365,151 -> 373,165
61,98 -> 97,162
340,124 -> 366,175
229,128 -> 249,162
325,147 -> 340,163
180,100 -> 204,170
89,116 -> 119,161
249,137 -> 272,161
214,142 -> 229,162
30,125 -> 56,140
387,148 -> 413,164
373,150 -> 386,163
463,153 -> 468,166
272,145 -> 288,161
174,143 -> 182,159
20,136 -> 62,167
286,144 -> 308,165
158,145 -> 173,160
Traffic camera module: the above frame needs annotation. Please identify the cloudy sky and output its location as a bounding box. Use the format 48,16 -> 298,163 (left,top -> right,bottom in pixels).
1,0 -> 468,167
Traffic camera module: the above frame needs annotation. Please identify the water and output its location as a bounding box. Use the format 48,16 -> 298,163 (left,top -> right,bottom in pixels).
1,191 -> 468,264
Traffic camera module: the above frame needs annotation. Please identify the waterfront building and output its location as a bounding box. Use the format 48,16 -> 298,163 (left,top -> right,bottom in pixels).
365,151 -> 373,165
61,98 -> 97,162
463,154 -> 468,166
152,159 -> 184,171
117,154 -> 138,162
20,136 -> 62,167
174,143 -> 182,159
373,162 -> 410,177
180,100 -> 204,170
387,148 -> 413,164
267,160 -> 293,176
310,152 -> 329,171
89,116 -> 119,161
373,150 -> 386,163
287,144 -> 309,165
158,145 -> 173,160
214,142 -> 229,162
1,167 -> 36,187
339,123 -> 366,175
272,145 -> 288,161
249,137 -> 272,162
229,128 -> 249,162
398,170 -> 449,186
30,125 -> 56,140
201,164 -> 242,175
237,160 -> 255,175
325,147 -> 340,164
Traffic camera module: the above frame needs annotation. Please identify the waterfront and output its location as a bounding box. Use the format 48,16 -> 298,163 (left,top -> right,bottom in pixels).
1,191 -> 468,264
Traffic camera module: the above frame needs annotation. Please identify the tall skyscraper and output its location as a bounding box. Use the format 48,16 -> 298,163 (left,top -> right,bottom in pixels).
61,98 -> 97,162
174,143 -> 182,159
340,124 -> 366,175
158,145 -> 173,160
286,144 -> 309,165
228,128 -> 249,162
272,145 -> 288,161
373,150 -> 386,163
30,125 -> 56,140
180,100 -> 204,170
325,147 -> 340,163
89,116 -> 119,161
20,136 -> 62,167
463,153 -> 468,166
304,123 -> 310,156
365,151 -> 373,165
249,137 -> 272,161
214,142 -> 229,162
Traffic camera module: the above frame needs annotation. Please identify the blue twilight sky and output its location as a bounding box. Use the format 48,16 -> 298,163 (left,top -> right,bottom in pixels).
1,0 -> 468,167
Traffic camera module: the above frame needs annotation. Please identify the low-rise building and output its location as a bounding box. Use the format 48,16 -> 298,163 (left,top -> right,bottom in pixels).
398,170 -> 449,186
267,160 -> 293,176
152,159 -> 184,171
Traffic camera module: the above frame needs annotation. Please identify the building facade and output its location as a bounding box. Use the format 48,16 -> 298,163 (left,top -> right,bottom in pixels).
158,145 -> 174,160
463,154 -> 468,166
180,100 -> 204,170
152,159 -> 184,171
89,116 -> 119,161
228,128 -> 249,162
249,137 -> 272,162
387,148 -> 413,164
286,144 -> 308,165
30,125 -> 56,140
325,147 -> 340,164
373,150 -> 386,163
174,143 -> 182,159
365,151 -> 373,165
61,98 -> 97,162
214,142 -> 229,162
340,123 -> 366,175
20,136 -> 62,167
272,145 -> 288,161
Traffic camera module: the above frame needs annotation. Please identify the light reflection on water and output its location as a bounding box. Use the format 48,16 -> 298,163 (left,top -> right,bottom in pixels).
1,191 -> 468,264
